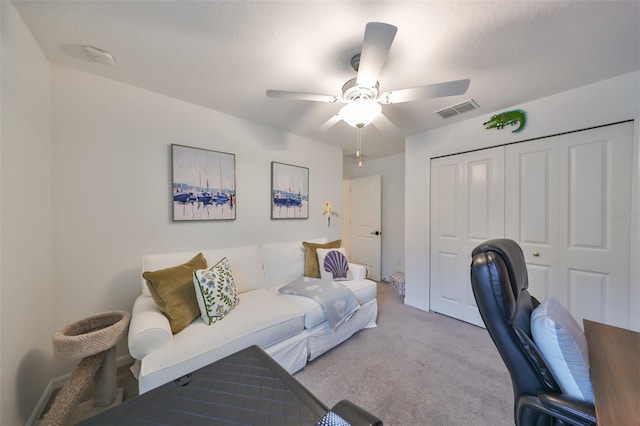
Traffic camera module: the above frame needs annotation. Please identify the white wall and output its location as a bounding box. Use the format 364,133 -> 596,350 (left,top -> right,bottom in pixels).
50,65 -> 344,354
404,71 -> 640,315
2,12 -> 344,423
1,2 -> 55,424
344,153 -> 405,281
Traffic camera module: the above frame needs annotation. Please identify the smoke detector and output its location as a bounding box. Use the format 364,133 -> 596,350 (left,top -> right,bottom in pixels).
82,46 -> 115,67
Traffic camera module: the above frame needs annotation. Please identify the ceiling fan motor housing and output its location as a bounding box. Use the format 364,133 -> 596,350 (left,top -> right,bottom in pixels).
341,77 -> 379,102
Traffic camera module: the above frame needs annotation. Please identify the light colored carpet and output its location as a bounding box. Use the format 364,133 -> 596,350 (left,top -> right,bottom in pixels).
294,282 -> 514,426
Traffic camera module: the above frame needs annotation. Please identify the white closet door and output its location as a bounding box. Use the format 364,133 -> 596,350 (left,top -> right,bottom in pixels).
559,123 -> 633,328
505,139 -> 560,302
506,122 -> 634,329
430,147 -> 505,327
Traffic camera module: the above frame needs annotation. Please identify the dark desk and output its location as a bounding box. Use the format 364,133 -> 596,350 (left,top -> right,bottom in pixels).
583,320 -> 640,426
79,345 -> 329,425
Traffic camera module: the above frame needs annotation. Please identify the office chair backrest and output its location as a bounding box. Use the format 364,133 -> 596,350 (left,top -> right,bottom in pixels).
470,239 -> 562,420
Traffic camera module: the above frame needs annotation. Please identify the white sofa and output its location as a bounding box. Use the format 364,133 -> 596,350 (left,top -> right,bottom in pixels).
128,238 -> 378,393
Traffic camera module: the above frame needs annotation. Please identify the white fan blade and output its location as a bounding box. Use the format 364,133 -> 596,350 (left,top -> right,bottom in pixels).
356,22 -> 397,89
266,90 -> 340,103
379,79 -> 470,104
372,112 -> 398,134
316,114 -> 342,132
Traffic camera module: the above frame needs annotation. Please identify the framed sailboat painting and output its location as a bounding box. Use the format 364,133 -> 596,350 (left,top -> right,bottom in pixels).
271,162 -> 309,219
172,144 -> 236,221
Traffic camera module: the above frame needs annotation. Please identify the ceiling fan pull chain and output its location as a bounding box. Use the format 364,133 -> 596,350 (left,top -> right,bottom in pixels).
357,127 -> 363,168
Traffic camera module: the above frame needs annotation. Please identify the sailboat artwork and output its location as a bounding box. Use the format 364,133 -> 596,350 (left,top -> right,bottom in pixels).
172,144 -> 236,221
271,162 -> 309,219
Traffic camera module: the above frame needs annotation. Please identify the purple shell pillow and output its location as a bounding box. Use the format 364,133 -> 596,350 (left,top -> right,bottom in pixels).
316,248 -> 352,281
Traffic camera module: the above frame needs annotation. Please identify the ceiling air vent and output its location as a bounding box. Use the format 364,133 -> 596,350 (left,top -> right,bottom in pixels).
435,99 -> 479,119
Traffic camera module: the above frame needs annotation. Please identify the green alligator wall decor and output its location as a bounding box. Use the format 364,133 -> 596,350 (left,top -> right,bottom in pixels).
483,109 -> 526,133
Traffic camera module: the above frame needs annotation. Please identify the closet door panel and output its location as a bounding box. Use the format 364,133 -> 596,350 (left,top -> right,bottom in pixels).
506,122 -> 633,329
568,269 -> 609,327
567,141 -> 607,249
431,159 -> 466,319
527,264 -> 552,302
519,151 -> 551,244
468,160 -> 491,239
436,164 -> 459,239
506,141 -> 560,303
430,147 -> 504,327
559,123 -> 633,328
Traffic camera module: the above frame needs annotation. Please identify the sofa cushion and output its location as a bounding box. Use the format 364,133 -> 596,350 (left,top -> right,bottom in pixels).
261,238 -> 326,288
272,278 -> 376,329
141,245 -> 266,296
193,257 -> 240,325
341,279 -> 377,304
275,289 -> 327,329
138,288 -> 304,393
531,298 -> 594,403
142,253 -> 206,334
302,239 -> 341,278
200,245 -> 266,293
317,248 -> 352,281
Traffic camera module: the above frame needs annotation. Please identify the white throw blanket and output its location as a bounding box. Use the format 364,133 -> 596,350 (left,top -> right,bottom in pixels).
279,277 -> 360,330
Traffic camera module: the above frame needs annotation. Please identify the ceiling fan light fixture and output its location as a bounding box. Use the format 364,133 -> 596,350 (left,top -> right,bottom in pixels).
339,100 -> 382,128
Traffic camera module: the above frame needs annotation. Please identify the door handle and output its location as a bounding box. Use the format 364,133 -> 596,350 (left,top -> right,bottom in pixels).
370,231 -> 381,236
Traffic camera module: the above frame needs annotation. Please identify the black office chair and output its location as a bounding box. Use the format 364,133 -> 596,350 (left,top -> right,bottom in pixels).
470,239 -> 596,426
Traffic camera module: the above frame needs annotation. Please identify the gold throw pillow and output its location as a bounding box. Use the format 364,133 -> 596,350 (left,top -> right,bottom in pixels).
302,239 -> 341,278
143,253 -> 207,334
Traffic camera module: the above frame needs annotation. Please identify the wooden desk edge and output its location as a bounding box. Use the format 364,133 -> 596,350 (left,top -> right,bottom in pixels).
583,319 -> 640,426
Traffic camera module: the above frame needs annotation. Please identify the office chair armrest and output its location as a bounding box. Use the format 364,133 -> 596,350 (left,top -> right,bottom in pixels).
537,392 -> 596,425
321,400 -> 383,426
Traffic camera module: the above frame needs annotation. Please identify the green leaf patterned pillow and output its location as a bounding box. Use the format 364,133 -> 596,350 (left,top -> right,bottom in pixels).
193,257 -> 239,325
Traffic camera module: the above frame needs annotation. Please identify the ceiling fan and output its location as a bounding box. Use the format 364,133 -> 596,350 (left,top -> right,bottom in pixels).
266,22 -> 470,131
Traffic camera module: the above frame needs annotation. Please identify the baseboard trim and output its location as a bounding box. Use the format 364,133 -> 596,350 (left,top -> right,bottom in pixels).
26,354 -> 134,426
26,380 -> 55,426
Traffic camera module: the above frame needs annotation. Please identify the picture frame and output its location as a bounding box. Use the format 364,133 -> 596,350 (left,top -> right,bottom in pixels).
271,161 -> 309,219
172,144 -> 236,221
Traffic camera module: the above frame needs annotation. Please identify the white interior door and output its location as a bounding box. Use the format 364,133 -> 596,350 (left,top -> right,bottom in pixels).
430,147 -> 505,326
349,175 -> 382,280
507,122 -> 634,329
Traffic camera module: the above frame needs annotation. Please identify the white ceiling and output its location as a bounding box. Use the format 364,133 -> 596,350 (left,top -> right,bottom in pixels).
12,1 -> 640,160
